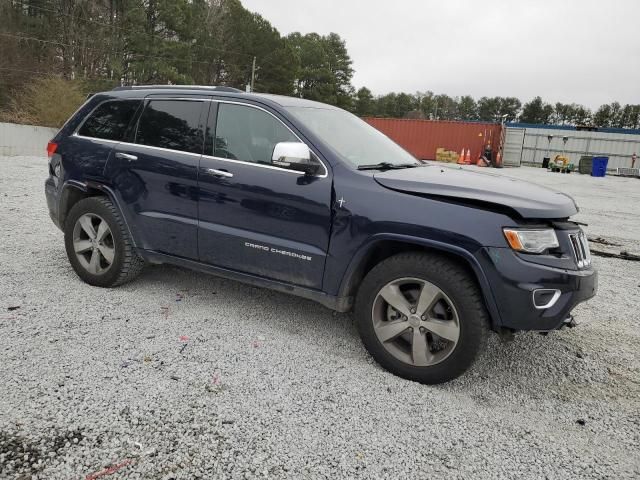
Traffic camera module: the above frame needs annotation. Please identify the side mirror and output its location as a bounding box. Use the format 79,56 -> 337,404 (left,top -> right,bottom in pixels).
272,142 -> 320,175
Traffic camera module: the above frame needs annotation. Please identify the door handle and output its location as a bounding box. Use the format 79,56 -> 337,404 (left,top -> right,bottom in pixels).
115,152 -> 138,161
206,168 -> 233,178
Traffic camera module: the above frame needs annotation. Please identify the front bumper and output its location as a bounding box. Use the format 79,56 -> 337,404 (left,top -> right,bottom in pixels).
478,247 -> 597,331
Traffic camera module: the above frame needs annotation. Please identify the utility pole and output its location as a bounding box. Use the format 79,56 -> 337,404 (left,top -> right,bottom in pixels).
250,56 -> 256,93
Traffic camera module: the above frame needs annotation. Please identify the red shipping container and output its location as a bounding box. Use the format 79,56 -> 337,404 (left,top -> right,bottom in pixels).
364,117 -> 503,165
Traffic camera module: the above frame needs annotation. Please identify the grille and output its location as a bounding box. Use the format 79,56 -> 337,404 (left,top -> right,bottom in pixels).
569,232 -> 591,268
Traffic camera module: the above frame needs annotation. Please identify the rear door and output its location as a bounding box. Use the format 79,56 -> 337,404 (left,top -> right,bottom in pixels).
105,97 -> 206,259
69,99 -> 142,182
197,100 -> 332,289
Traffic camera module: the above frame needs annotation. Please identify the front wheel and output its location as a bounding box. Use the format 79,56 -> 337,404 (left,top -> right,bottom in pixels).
355,253 -> 489,384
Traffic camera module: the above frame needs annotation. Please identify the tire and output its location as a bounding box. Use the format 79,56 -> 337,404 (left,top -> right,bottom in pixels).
355,252 -> 489,384
64,196 -> 144,287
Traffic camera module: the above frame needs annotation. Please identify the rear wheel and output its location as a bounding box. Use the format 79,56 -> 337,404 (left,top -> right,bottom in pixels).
64,197 -> 144,287
355,252 -> 489,384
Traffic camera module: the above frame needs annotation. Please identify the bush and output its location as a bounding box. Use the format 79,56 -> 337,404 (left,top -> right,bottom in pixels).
0,77 -> 86,128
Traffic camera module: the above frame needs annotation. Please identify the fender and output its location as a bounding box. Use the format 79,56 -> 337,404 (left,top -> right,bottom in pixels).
59,179 -> 139,248
337,233 -> 503,327
58,180 -> 90,227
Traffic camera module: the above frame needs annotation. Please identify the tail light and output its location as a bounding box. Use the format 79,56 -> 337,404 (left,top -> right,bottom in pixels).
47,141 -> 58,157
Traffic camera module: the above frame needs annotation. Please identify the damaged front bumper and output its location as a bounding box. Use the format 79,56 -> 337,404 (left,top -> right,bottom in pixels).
477,247 -> 598,332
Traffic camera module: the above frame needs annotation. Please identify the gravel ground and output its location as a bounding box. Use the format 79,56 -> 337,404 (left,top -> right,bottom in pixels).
1,157 -> 639,479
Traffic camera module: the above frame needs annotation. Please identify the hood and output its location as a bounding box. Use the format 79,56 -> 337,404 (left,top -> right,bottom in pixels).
373,166 -> 578,219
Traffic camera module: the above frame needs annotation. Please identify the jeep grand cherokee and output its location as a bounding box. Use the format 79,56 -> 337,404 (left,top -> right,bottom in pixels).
45,86 -> 597,383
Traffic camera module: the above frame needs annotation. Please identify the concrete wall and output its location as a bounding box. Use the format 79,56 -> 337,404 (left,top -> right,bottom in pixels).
0,122 -> 58,156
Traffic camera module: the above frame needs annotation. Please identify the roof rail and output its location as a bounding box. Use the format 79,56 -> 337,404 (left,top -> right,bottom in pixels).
112,85 -> 243,93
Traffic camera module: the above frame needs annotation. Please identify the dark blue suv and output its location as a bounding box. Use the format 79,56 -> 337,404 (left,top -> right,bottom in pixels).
45,86 -> 597,383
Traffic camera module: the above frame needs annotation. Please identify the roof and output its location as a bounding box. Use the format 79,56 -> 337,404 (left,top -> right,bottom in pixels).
253,93 -> 339,109
106,85 -> 337,110
112,85 -> 242,93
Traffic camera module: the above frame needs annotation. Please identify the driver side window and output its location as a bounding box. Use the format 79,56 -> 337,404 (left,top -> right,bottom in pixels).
214,103 -> 298,165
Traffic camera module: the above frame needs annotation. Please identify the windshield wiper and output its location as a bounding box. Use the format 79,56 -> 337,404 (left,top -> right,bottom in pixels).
357,162 -> 421,171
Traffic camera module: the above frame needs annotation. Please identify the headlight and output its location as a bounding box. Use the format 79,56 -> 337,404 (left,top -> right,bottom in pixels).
503,228 -> 559,253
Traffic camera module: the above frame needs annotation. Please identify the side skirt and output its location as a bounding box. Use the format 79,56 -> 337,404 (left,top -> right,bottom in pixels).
138,249 -> 353,312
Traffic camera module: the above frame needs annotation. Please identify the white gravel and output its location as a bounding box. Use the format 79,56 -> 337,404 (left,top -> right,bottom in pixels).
1,157 -> 639,479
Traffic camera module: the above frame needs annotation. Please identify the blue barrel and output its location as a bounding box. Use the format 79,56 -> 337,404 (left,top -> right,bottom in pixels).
591,156 -> 609,177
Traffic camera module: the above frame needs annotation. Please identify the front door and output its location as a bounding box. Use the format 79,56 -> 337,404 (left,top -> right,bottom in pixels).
105,98 -> 206,259
197,101 -> 332,289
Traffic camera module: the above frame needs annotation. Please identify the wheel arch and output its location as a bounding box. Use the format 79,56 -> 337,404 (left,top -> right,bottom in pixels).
59,180 -> 138,248
337,234 -> 502,328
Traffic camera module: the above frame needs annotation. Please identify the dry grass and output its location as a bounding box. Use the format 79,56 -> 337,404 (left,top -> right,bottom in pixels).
0,77 -> 85,128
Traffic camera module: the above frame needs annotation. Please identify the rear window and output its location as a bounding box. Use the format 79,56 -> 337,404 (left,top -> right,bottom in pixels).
78,100 -> 140,141
135,100 -> 204,154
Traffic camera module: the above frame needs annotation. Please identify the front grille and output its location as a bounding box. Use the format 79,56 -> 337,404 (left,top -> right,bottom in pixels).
569,231 -> 591,268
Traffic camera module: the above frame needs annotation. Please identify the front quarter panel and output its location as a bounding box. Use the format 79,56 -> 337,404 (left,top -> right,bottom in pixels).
324,167 -> 515,319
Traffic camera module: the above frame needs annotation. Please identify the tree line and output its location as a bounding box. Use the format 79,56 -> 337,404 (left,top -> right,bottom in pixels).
0,0 -> 638,129
0,0 -> 354,120
353,89 -> 640,129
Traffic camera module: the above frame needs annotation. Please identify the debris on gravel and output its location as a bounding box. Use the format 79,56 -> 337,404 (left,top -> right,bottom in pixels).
1,157 -> 639,479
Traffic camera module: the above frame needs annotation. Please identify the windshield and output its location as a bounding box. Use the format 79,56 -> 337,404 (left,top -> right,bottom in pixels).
285,106 -> 420,168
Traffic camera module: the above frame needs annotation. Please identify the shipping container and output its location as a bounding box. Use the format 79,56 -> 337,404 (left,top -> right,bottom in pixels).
363,118 -> 503,164
502,127 -> 525,167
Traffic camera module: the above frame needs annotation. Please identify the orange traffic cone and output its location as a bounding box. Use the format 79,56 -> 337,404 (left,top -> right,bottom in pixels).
465,149 -> 471,164
457,149 -> 465,164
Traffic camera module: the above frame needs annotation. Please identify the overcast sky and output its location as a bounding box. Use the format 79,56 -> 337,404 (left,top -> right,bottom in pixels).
241,0 -> 639,109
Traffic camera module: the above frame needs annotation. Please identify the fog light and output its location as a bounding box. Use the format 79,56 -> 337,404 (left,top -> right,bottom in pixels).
532,289 -> 561,309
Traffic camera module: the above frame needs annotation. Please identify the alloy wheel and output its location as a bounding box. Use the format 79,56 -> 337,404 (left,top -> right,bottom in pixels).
72,213 -> 115,275
371,277 -> 460,367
